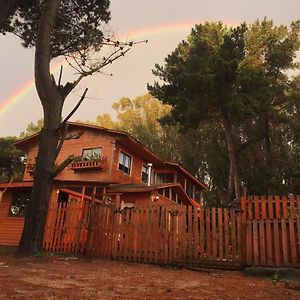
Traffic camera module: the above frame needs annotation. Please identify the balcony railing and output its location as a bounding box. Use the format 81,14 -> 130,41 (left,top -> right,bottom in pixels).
70,156 -> 107,171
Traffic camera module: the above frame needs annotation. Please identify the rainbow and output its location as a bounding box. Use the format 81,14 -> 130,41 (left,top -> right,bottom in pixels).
0,20 -> 237,117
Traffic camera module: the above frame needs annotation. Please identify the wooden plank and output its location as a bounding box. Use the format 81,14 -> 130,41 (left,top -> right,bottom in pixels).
273,219 -> 281,267
153,206 -> 160,263
281,219 -> 289,266
236,212 -> 242,263
163,206 -> 169,264
193,207 -> 199,260
205,208 -> 211,258
297,215 -> 300,263
247,196 -> 253,220
246,221 -> 253,265
290,195 -> 296,219
218,208 -> 223,260
275,196 -> 281,219
259,219 -> 266,266
146,206 -> 153,262
180,205 -> 186,260
224,208 -> 229,260
289,218 -> 297,264
211,207 -> 217,258
254,196 -> 260,220
266,219 -> 273,267
136,207 -> 143,262
231,209 -> 237,261
297,196 -> 300,217
268,195 -> 274,219
282,196 -> 288,219
170,206 -> 178,262
253,220 -> 259,265
261,197 -> 267,220
241,196 -> 247,263
188,205 -> 193,259
199,207 -> 204,258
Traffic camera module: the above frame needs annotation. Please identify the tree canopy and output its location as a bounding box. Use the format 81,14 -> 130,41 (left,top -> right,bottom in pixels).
149,20 -> 300,205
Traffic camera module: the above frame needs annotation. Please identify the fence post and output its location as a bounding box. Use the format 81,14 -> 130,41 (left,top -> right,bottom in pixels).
85,193 -> 96,257
241,195 -> 247,265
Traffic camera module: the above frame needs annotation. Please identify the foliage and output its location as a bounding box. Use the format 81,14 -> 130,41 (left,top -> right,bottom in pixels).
19,119 -> 44,139
149,20 -> 300,205
0,137 -> 25,182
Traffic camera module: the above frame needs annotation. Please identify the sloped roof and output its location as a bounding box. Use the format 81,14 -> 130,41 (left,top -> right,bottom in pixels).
164,162 -> 207,190
14,121 -> 164,166
107,183 -> 193,206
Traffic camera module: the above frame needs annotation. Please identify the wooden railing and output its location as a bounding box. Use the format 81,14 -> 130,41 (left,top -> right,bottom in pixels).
70,156 -> 107,171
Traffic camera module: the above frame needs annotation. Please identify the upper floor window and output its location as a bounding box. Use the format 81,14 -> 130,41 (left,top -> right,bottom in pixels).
10,189 -> 31,217
82,147 -> 102,160
118,151 -> 132,174
141,165 -> 149,184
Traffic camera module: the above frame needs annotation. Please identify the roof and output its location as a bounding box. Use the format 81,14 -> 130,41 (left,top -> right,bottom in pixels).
164,162 -> 207,190
14,122 -> 164,166
0,181 -> 34,189
107,183 -> 194,206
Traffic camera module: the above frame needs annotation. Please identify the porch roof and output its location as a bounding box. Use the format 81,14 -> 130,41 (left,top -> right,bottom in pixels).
107,183 -> 194,206
0,180 -> 33,189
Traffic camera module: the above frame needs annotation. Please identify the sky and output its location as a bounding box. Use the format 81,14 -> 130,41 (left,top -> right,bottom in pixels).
0,0 -> 299,137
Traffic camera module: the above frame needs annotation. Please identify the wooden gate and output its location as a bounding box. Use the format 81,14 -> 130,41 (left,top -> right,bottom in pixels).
43,194 -> 90,253
241,195 -> 300,267
85,203 -> 243,266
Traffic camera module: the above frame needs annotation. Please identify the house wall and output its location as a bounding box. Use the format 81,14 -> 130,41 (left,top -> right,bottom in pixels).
24,128 -> 117,182
23,128 -> 149,185
0,190 -> 24,246
111,143 -> 148,185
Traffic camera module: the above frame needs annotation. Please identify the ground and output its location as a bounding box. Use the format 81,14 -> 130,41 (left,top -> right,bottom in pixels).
0,255 -> 299,299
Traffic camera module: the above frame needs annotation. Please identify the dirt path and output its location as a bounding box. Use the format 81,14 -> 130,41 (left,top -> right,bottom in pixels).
0,255 -> 299,299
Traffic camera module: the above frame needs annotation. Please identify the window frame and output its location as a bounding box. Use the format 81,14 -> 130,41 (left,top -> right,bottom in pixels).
141,164 -> 149,184
118,150 -> 132,175
81,147 -> 102,161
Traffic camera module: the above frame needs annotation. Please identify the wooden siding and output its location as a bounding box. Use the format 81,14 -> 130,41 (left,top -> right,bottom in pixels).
111,143 -> 148,184
24,128 -> 115,182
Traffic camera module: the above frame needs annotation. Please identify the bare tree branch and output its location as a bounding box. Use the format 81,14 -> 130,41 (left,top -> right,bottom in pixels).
58,65 -> 63,86
55,122 -> 68,159
61,88 -> 88,124
52,155 -> 74,178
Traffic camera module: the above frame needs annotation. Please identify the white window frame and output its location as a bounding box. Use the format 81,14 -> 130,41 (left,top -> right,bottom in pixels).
118,151 -> 132,175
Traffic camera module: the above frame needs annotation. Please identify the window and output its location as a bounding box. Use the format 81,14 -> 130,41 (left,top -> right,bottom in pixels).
82,147 -> 102,160
141,165 -> 149,184
10,190 -> 31,217
118,151 -> 132,174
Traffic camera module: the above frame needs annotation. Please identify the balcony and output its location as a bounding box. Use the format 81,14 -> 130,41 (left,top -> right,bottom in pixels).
70,156 -> 107,172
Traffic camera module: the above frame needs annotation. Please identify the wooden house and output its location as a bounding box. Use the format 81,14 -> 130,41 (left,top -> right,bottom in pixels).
0,122 -> 206,248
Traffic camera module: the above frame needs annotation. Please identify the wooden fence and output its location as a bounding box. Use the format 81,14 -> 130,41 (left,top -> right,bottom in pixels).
241,195 -> 300,267
43,195 -> 90,254
43,195 -> 300,268
85,204 -> 242,266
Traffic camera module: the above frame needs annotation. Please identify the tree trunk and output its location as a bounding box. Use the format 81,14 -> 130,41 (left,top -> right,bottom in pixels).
221,112 -> 241,206
18,0 -> 62,255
